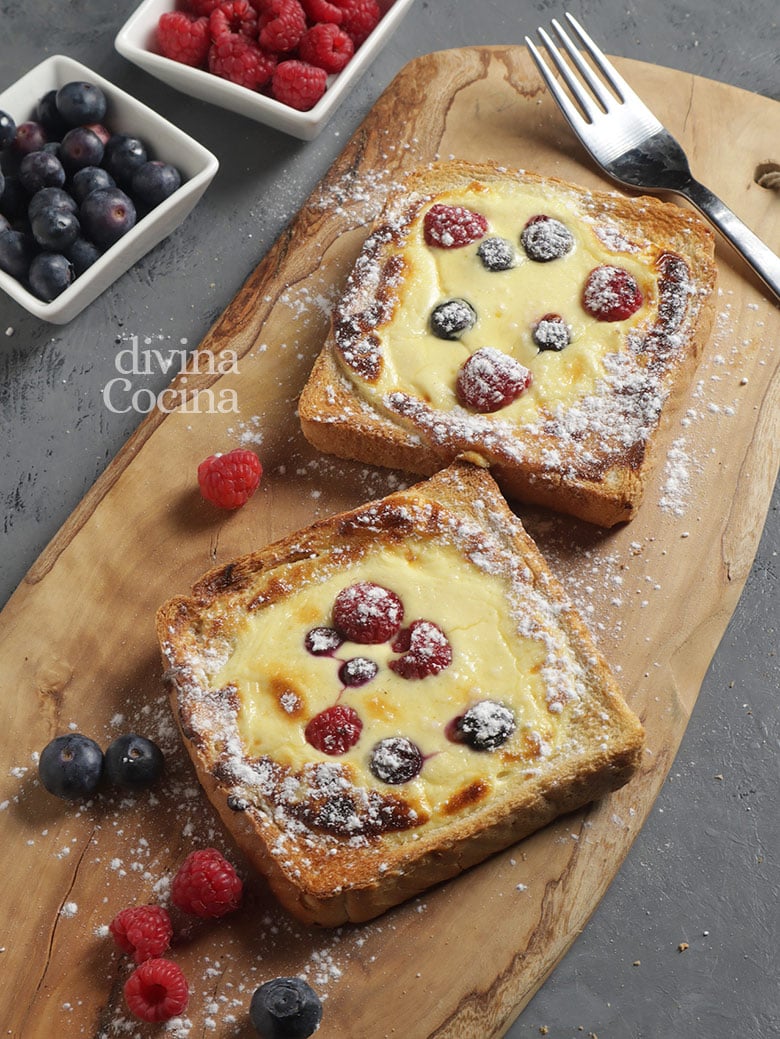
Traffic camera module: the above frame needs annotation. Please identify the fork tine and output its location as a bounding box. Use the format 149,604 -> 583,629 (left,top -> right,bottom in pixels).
548,17 -> 615,113
525,35 -> 592,129
563,12 -> 647,112
532,27 -> 603,123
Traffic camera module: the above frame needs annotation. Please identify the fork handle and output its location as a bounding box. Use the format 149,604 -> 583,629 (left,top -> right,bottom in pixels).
681,180 -> 780,303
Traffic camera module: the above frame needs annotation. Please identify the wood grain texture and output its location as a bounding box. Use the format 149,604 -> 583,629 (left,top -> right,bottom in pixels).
1,47 -> 778,1038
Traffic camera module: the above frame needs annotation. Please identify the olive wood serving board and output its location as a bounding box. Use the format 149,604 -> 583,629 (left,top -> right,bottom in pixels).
1,47 -> 779,1039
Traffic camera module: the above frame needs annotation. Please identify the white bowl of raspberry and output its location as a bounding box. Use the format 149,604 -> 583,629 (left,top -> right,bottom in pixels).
115,0 -> 416,140
0,54 -> 219,324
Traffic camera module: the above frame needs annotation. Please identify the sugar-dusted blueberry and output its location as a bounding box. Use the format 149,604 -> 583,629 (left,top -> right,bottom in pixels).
333,581 -> 404,645
103,134 -> 148,187
104,734 -> 165,790
456,346 -> 532,413
59,126 -> 105,173
249,977 -> 323,1039
28,252 -> 75,301
18,150 -> 66,194
66,236 -> 101,275
0,228 -> 35,281
369,736 -> 424,785
451,700 -> 516,751
12,121 -> 47,157
304,625 -> 344,656
338,656 -> 379,687
520,214 -> 574,262
80,186 -> 136,249
429,298 -> 477,340
390,619 -> 452,679
532,313 -> 573,351
131,160 -> 181,208
35,90 -> 70,137
477,235 -> 516,271
38,733 -> 104,800
70,165 -> 116,205
55,80 -> 107,127
30,205 -> 80,251
0,110 -> 16,149
304,704 -> 363,755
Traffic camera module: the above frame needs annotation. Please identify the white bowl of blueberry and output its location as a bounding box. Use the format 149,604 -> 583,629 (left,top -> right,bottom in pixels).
0,55 -> 218,324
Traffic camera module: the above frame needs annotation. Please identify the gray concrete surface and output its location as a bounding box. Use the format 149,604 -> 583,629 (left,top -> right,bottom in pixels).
1,1 -> 778,1035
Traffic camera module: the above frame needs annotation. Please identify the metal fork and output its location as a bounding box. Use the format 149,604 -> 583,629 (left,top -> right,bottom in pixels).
526,13 -> 780,302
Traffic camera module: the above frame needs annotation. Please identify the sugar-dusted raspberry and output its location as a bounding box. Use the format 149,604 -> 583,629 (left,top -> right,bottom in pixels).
456,346 -> 532,413
209,0 -> 258,39
333,581 -> 404,644
271,60 -> 328,110
300,0 -> 343,22
332,0 -> 380,45
156,11 -> 211,67
423,203 -> 488,249
299,22 -> 354,73
197,448 -> 263,508
109,905 -> 173,964
369,736 -> 424,784
582,265 -> 644,321
305,704 -> 363,755
532,312 -> 573,351
389,620 -> 452,680
124,958 -> 189,1023
258,0 -> 307,52
521,214 -> 574,262
171,847 -> 243,918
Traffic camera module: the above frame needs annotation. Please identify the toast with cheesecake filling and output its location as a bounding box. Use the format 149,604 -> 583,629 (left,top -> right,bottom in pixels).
299,160 -> 717,527
157,460 -> 644,926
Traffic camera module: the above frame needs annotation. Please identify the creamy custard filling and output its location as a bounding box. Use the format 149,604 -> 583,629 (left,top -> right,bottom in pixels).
210,538 -> 591,829
341,181 -> 659,424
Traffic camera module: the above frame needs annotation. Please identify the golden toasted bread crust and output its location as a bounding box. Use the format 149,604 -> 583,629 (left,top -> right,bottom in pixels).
157,461 -> 644,926
299,161 -> 717,527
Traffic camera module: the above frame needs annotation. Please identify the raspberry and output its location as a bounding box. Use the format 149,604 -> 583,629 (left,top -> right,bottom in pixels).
299,22 -> 354,73
258,0 -> 307,52
156,12 -> 211,67
456,347 -> 532,413
188,0 -> 223,15
582,265 -> 644,321
209,0 -> 258,39
423,203 -> 488,248
197,448 -> 263,508
332,581 -> 404,644
124,958 -> 189,1023
208,35 -> 277,88
171,847 -> 243,918
109,905 -> 173,964
271,60 -> 328,110
332,0 -> 380,45
305,704 -> 363,755
300,0 -> 344,22
389,620 -> 453,679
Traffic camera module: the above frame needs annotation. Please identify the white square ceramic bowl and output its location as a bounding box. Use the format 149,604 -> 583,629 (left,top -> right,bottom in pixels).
115,0 -> 416,140
0,55 -> 219,324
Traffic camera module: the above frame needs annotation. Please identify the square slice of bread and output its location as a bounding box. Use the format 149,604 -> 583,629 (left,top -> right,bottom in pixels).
299,160 -> 717,527
157,460 -> 644,926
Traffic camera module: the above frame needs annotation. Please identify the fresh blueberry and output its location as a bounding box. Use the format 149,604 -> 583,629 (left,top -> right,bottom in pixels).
66,236 -> 102,275
28,185 -> 78,221
38,733 -> 103,800
0,170 -> 4,205
0,228 -> 35,280
55,81 -> 107,127
131,160 -> 181,208
59,126 -> 104,173
30,204 -> 80,251
18,150 -> 66,194
70,165 -> 115,205
104,734 -> 164,790
0,110 -> 16,149
103,134 -> 148,187
0,176 -> 28,221
80,186 -> 136,248
28,252 -> 75,301
36,90 -> 70,138
0,212 -> 9,234
429,298 -> 477,340
249,977 -> 323,1039
12,121 -> 47,157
